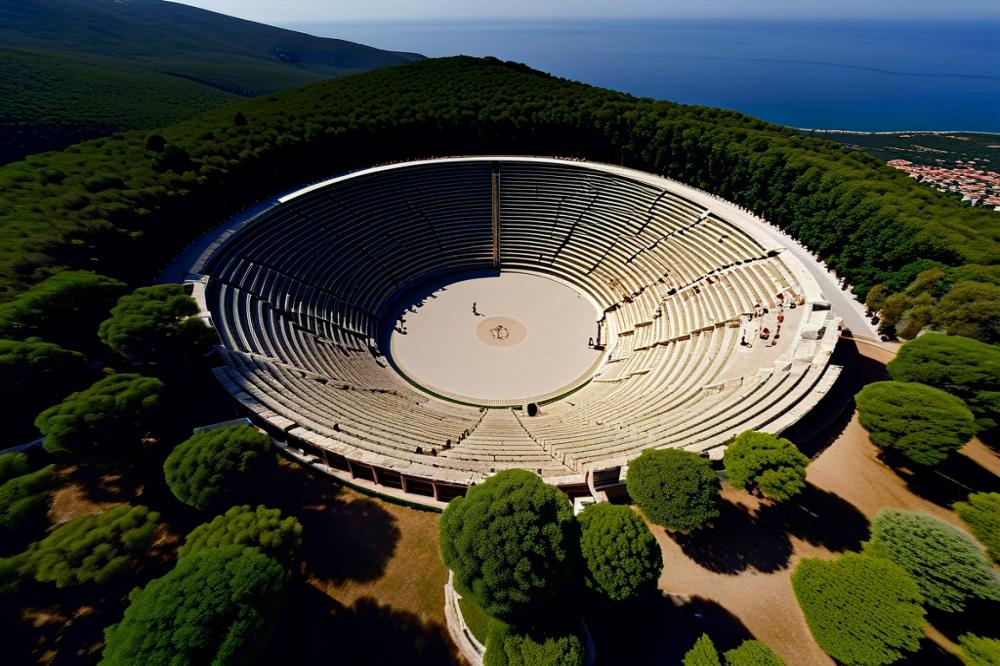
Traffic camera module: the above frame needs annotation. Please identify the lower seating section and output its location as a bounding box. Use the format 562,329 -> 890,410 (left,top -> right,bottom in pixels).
199,157 -> 842,499
440,409 -> 574,475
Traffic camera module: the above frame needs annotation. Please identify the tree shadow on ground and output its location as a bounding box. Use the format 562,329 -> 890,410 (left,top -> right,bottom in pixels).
0,575 -> 141,666
785,337 -> 870,459
897,638 -> 964,666
670,483 -> 869,574
881,449 -> 1000,510
585,592 -> 749,665
49,441 -> 207,540
270,461 -> 401,584
926,598 -> 1000,645
765,482 -> 870,553
56,463 -> 134,506
677,596 -> 755,653
255,580 -> 460,665
670,500 -> 794,574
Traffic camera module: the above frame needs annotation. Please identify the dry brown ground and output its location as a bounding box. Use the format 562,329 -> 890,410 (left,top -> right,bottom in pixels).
652,339 -> 1000,665
257,460 -> 460,665
10,457 -> 460,665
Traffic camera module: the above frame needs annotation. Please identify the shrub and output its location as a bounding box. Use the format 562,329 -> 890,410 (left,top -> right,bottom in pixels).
954,492 -> 1000,565
483,619 -> 584,666
180,505 -> 302,564
0,338 -> 90,446
98,284 -> 218,371
0,464 -> 54,534
152,143 -> 190,172
887,333 -> 1000,432
145,134 -> 166,152
577,503 -> 661,601
683,635 -> 785,666
862,509 -> 1000,612
934,282 -> 1000,344
83,173 -> 126,193
101,545 -> 287,665
23,505 -> 160,587
35,373 -> 164,457
626,449 -> 720,531
723,430 -> 809,502
0,271 -> 127,353
439,469 -> 575,622
0,555 -> 25,596
855,381 -> 977,465
958,633 -> 1000,666
683,634 -> 722,666
724,640 -> 785,666
0,452 -> 30,485
164,425 -> 274,511
792,553 -> 925,666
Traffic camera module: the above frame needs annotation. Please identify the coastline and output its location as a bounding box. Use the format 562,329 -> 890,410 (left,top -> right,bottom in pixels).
796,128 -> 1000,136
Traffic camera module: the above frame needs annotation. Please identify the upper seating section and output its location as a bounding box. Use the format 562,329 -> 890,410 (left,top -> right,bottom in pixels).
498,161 -> 769,312
205,160 -> 495,334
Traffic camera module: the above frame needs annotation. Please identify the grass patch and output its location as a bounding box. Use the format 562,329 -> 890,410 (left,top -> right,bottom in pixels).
458,595 -> 492,644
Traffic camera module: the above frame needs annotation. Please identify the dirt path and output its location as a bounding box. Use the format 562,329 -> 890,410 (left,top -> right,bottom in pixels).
653,338 -> 999,665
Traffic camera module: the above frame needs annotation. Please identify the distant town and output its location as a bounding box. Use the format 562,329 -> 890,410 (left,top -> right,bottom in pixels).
887,157 -> 1000,210
800,130 -> 1000,211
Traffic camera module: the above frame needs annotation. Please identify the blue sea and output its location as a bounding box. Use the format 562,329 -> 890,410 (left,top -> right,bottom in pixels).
290,19 -> 1000,132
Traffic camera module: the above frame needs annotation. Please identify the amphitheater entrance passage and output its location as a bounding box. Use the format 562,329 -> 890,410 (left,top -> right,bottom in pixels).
388,272 -> 604,406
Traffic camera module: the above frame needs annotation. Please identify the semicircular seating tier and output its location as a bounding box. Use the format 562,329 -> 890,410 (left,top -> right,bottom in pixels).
193,157 -> 842,503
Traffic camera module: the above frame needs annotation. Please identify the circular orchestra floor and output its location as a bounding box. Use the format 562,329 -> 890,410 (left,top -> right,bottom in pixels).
388,272 -> 603,405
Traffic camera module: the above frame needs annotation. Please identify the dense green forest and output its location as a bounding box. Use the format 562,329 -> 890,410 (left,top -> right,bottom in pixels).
0,55 -> 996,341
0,46 -> 238,164
0,0 -> 422,162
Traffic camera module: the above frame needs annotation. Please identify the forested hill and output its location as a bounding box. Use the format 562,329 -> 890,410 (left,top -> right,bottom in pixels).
0,0 -> 423,163
1,56 -> 998,343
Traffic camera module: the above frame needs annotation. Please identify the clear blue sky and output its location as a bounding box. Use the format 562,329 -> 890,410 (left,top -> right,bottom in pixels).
170,0 -> 999,22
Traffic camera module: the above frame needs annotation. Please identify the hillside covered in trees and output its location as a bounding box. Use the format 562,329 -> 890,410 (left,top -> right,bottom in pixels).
0,55 -> 997,343
0,0 -> 422,162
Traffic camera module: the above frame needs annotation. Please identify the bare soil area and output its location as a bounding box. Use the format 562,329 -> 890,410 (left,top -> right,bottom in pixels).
645,338 -> 999,665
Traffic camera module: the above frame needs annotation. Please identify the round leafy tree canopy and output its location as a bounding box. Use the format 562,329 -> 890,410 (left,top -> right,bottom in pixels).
862,508 -> 1000,613
98,284 -> 217,370
934,281 -> 1000,345
723,430 -> 809,502
439,469 -> 575,621
792,553 -> 925,666
0,270 -> 126,353
0,452 -> 31,486
577,502 -> 662,602
683,634 -> 722,666
0,338 -> 89,446
626,448 -> 721,532
958,633 -> 1000,666
24,504 -> 159,587
724,640 -> 785,666
0,463 -> 54,534
483,619 -> 584,666
180,504 -> 303,564
887,333 -> 1000,432
101,545 -> 287,666
954,491 -> 1000,566
164,424 -> 274,511
855,380 -> 976,466
35,373 -> 164,457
